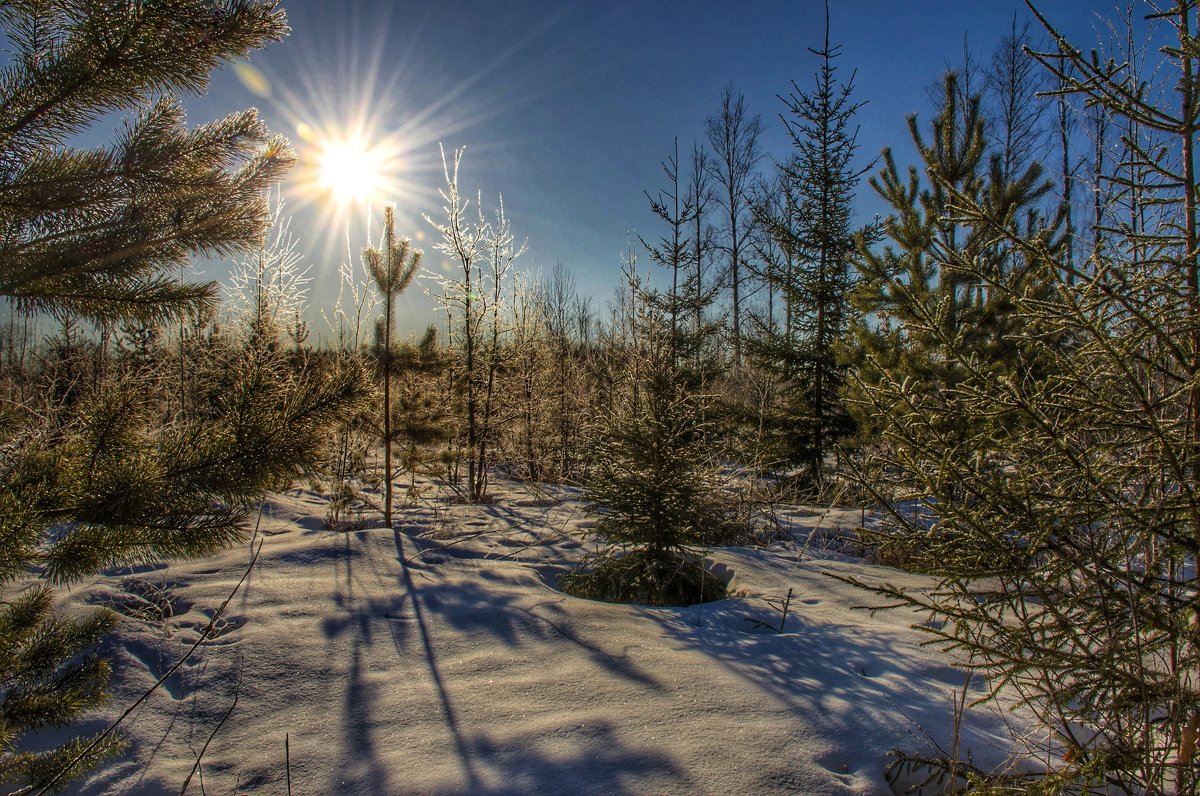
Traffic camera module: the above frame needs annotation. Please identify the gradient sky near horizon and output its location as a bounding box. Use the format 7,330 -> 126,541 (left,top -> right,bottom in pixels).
181,0 -> 1129,339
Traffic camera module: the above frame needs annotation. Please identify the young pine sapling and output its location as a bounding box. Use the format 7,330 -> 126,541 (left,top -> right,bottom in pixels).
364,206 -> 421,527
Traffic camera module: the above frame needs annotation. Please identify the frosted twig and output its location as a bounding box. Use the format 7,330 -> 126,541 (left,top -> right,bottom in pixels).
36,517 -> 265,795
179,653 -> 244,795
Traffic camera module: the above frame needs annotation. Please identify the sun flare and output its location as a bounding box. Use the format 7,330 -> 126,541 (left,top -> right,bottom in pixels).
317,136 -> 385,205
269,29 -> 460,266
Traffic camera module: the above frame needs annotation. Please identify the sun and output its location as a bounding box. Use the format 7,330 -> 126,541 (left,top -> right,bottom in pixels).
317,135 -> 386,205
259,19 -> 477,266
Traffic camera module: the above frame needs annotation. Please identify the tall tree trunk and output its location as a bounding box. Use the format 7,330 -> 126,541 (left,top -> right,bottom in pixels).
1058,71 -> 1075,283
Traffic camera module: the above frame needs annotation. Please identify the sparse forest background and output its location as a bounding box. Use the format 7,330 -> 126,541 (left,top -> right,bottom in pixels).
3,0 -> 1200,793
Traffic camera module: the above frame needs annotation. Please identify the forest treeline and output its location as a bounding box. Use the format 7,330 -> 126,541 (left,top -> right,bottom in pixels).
1,0 -> 1199,793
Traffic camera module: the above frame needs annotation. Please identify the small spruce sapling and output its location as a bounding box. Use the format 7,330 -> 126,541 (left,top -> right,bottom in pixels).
562,264 -> 729,606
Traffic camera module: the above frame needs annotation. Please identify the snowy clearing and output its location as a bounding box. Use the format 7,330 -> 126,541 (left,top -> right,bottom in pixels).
60,476 -> 1039,795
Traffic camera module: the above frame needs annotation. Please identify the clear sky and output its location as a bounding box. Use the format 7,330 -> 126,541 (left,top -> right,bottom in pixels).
180,0 -> 1126,338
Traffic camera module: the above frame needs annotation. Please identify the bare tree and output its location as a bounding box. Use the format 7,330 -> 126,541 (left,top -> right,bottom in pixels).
686,145 -> 712,316
1055,60 -> 1078,280
706,85 -> 764,368
507,273 -> 547,480
474,198 -> 526,498
542,263 -> 592,479
424,147 -> 524,500
985,15 -> 1051,181
424,146 -> 488,499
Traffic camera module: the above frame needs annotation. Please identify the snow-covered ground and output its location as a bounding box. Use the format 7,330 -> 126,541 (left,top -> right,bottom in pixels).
61,476 -> 1040,795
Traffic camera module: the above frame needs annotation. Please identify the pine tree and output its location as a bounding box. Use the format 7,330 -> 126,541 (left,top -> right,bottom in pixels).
0,2 -> 364,787
847,72 -> 1056,442
845,1 -> 1200,789
365,206 -> 421,527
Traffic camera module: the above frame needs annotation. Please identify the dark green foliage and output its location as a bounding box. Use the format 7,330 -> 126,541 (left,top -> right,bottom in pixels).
750,8 -> 864,486
560,550 -> 725,607
0,3 -> 293,324
641,140 -> 724,393
3,360 -> 366,582
0,353 -> 365,785
847,72 -> 1059,442
568,270 -> 732,606
0,1 -> 369,789
116,319 -> 163,374
0,589 -> 124,792
842,2 -> 1200,790
585,368 -> 721,557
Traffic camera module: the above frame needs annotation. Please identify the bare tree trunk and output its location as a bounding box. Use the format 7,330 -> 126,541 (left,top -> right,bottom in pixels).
382,288 -> 392,524
1058,69 -> 1075,283
706,86 -> 763,370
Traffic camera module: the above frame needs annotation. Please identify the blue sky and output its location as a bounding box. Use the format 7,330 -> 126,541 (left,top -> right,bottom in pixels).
182,0 -> 1125,338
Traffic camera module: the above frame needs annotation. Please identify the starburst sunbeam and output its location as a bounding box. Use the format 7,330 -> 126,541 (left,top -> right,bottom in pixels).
219,0 -> 584,338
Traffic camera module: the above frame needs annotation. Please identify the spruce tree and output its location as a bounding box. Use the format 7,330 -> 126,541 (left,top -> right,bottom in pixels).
751,4 -> 865,487
0,2 -> 364,787
685,141 -> 718,380
562,265 -> 728,607
641,138 -> 723,389
641,138 -> 695,370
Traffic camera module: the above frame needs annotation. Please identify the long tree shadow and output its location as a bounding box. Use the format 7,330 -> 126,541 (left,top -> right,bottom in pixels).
338,640 -> 396,793
462,719 -> 691,795
389,530 -> 663,686
390,529 -> 667,791
394,529 -> 484,791
649,592 -> 1005,780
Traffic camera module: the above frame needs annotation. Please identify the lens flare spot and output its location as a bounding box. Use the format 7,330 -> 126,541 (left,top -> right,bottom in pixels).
296,122 -> 317,143
233,61 -> 271,97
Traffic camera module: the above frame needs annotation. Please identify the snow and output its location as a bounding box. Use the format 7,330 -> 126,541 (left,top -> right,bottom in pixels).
60,476 -> 1039,795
